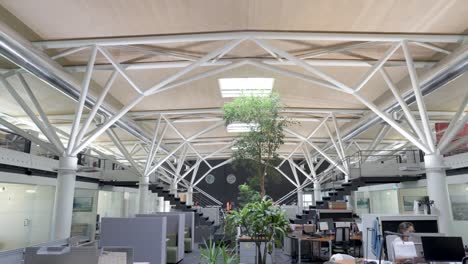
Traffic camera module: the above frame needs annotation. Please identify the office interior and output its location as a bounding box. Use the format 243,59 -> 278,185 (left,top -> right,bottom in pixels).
0,1 -> 468,263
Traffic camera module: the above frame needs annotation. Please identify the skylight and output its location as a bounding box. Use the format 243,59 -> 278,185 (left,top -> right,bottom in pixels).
218,78 -> 274,98
226,123 -> 259,133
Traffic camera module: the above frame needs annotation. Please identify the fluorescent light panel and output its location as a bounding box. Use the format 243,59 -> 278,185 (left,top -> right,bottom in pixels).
227,123 -> 259,133
219,78 -> 274,98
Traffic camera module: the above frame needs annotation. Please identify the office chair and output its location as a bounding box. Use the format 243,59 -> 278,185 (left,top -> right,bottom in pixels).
333,227 -> 351,254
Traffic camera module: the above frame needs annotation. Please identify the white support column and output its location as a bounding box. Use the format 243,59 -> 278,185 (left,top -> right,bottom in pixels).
170,179 -> 178,197
313,181 -> 322,205
122,192 -> 130,217
297,189 -> 304,212
424,153 -> 453,235
186,186 -> 193,206
138,175 -> 150,214
50,156 -> 78,240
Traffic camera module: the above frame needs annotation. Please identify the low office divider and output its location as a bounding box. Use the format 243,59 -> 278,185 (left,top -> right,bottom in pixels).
0,239 -> 68,264
24,246 -> 101,264
152,212 -> 195,252
137,214 -> 185,263
100,217 -> 167,264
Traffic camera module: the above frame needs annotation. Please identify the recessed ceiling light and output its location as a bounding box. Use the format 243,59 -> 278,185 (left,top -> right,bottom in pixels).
227,123 -> 259,133
218,78 -> 274,98
25,189 -> 36,194
0,187 -> 5,192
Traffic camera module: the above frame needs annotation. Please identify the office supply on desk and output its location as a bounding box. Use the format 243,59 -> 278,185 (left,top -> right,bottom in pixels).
421,236 -> 465,262
303,224 -> 316,234
309,233 -> 323,238
393,241 -> 417,259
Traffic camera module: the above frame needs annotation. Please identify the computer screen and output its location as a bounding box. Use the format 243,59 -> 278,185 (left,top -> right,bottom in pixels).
381,220 -> 438,234
319,218 -> 334,231
319,222 -> 329,231
421,236 -> 465,262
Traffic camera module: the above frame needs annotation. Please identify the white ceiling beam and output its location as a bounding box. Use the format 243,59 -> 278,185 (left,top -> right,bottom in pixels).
34,31 -> 468,49
59,58 -> 434,72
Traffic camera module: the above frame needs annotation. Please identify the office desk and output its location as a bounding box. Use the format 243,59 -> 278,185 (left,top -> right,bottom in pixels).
288,234 -> 334,263
288,233 -> 362,263
235,235 -> 270,263
350,233 -> 362,257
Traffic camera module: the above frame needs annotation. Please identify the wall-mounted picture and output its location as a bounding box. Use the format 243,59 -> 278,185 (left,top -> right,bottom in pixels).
450,195 -> 468,221
356,198 -> 370,211
402,196 -> 425,212
73,197 -> 93,212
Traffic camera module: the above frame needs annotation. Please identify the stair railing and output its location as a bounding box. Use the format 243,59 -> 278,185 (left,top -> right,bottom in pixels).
193,185 -> 223,206
276,179 -> 312,205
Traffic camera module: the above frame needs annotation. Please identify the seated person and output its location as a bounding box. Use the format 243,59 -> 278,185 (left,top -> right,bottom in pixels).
392,222 -> 417,264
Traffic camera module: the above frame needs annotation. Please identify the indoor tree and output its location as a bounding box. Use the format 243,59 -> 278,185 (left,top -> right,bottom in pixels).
238,183 -> 262,208
223,93 -> 291,197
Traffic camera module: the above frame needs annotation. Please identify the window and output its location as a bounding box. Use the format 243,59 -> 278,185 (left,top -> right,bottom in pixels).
303,193 -> 313,207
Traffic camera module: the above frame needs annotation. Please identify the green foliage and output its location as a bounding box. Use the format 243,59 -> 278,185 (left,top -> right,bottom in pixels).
238,184 -> 261,208
233,159 -> 284,193
226,200 -> 290,264
199,240 -> 237,264
223,93 -> 292,196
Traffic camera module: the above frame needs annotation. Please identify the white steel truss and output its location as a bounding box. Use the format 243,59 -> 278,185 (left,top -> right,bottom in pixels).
1,29 -> 467,210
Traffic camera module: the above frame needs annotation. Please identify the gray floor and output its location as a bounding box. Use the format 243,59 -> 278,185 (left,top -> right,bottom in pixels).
180,244 -> 323,264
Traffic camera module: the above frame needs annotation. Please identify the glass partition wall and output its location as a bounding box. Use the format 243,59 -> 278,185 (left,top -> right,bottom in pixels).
0,183 -> 55,251
0,182 -> 139,252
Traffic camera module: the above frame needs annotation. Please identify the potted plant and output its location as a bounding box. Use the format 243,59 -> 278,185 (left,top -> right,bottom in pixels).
200,240 -> 237,264
223,93 -> 292,197
227,199 -> 290,264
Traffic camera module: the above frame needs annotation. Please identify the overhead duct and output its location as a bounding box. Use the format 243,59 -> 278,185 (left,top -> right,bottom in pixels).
0,21 -> 151,144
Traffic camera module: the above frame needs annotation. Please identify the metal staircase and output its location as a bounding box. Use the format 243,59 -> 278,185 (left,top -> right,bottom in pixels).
148,183 -> 216,226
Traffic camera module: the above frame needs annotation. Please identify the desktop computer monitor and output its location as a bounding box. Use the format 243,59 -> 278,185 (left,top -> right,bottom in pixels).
319,218 -> 334,231
421,236 -> 465,262
319,221 -> 329,231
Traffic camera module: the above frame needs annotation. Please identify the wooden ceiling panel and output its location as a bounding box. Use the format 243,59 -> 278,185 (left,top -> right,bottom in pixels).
0,0 -> 249,39
0,74 -> 78,116
247,0 -> 468,34
2,0 -> 468,42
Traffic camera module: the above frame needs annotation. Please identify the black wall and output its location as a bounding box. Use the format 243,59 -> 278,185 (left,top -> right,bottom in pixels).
191,159 -> 326,205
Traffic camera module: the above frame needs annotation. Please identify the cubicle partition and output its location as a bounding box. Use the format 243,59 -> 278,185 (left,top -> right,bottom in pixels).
100,217 -> 167,264
137,214 -> 185,263
153,212 -> 195,252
